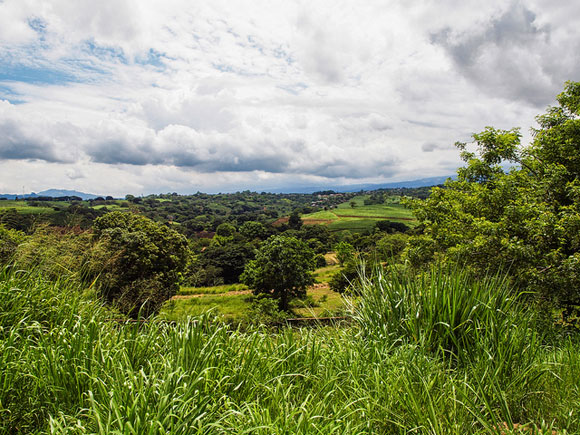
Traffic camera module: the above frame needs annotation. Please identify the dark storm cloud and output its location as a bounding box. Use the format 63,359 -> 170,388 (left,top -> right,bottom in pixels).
431,3 -> 580,107
85,131 -> 292,174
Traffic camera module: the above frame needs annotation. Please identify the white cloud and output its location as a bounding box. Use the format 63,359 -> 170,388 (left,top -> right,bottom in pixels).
0,0 -> 578,194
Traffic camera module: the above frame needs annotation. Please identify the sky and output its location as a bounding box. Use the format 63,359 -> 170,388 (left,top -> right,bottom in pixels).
0,0 -> 579,196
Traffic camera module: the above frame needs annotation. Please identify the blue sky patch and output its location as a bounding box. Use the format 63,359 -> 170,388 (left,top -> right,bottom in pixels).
0,65 -> 76,86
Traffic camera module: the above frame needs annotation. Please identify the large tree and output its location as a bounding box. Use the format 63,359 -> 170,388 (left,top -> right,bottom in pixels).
241,235 -> 315,311
92,211 -> 189,317
404,81 -> 580,313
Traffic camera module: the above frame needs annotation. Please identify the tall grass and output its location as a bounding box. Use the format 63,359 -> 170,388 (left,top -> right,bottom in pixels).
1,264 -> 579,434
350,266 -> 532,360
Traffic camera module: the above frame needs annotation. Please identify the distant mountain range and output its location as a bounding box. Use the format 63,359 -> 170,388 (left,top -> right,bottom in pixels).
0,189 -> 99,200
266,175 -> 455,194
0,176 -> 454,199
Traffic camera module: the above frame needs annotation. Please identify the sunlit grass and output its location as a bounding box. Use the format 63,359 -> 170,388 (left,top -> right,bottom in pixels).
178,283 -> 249,296
2,264 -> 580,434
160,293 -> 252,321
303,195 -> 416,232
313,264 -> 340,283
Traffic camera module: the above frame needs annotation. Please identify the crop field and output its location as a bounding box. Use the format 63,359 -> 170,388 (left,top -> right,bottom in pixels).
302,195 -> 416,232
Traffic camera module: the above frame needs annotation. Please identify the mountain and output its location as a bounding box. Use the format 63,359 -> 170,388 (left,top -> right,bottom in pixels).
37,189 -> 99,200
0,189 -> 99,200
266,175 -> 454,194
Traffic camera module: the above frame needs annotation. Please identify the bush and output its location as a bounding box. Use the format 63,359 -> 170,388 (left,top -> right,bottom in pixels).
93,212 -> 188,317
314,253 -> 327,268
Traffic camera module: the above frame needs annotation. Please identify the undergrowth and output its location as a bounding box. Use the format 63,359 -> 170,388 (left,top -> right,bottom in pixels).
1,264 -> 579,434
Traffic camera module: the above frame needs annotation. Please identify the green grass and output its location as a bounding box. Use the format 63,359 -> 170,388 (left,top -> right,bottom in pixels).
178,283 -> 248,296
301,210 -> 340,220
2,264 -> 580,434
292,286 -> 345,317
313,264 -> 341,283
0,203 -> 59,215
160,293 -> 252,321
303,195 -> 416,232
91,204 -> 122,210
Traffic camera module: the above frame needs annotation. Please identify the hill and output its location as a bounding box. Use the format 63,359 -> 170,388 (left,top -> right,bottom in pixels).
0,189 -> 99,200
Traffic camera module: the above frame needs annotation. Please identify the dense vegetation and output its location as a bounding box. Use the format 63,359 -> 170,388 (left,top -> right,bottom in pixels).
404,81 -> 580,319
1,264 -> 579,434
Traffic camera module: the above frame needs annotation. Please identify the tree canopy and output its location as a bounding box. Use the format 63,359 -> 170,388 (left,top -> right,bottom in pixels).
404,81 -> 580,312
93,211 -> 189,317
241,235 -> 315,311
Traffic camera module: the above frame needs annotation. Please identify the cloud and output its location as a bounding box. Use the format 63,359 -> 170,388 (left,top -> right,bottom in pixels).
0,1 -> 578,194
0,100 -> 79,162
431,2 -> 580,107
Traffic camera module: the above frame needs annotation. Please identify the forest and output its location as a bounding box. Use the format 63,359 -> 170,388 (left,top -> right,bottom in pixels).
1,82 -> 580,433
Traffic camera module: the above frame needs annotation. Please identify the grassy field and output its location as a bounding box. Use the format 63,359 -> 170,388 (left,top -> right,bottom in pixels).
179,283 -> 249,296
160,264 -> 345,322
303,195 -> 416,232
161,293 -> 252,322
91,203 -> 127,210
3,264 -> 580,433
0,200 -> 64,215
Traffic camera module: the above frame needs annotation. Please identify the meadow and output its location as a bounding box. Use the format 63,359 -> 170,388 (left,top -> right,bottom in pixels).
2,263 -> 579,434
302,194 -> 416,232
160,264 -> 344,322
0,200 -> 64,215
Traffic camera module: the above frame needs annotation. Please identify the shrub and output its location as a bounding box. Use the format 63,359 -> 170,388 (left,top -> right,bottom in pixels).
93,212 -> 188,317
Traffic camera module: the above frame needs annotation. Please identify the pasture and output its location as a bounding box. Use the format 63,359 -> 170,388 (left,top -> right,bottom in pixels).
160,263 -> 345,322
0,200 -> 65,215
302,194 -> 416,232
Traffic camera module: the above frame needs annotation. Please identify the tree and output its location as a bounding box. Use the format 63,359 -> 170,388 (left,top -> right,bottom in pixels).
198,242 -> 255,284
92,211 -> 188,317
241,235 -> 315,311
239,221 -> 268,240
288,210 -> 303,230
404,81 -> 580,314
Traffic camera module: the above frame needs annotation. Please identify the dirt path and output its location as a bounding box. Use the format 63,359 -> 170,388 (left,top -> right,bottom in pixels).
172,290 -> 252,300
172,282 -> 331,300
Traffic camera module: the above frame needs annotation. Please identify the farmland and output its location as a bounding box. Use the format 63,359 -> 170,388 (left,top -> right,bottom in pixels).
302,194 -> 416,232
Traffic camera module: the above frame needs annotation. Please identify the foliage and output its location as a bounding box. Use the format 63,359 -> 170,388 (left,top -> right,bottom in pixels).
196,242 -> 255,285
376,233 -> 408,261
239,220 -> 268,240
11,225 -> 99,283
241,235 -> 315,311
375,220 -> 409,233
0,224 -> 26,265
334,241 -> 355,264
287,209 -> 303,230
405,81 -> 580,313
351,264 -> 531,361
245,295 -> 289,325
92,211 -> 188,317
314,253 -> 327,268
2,264 -> 580,434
